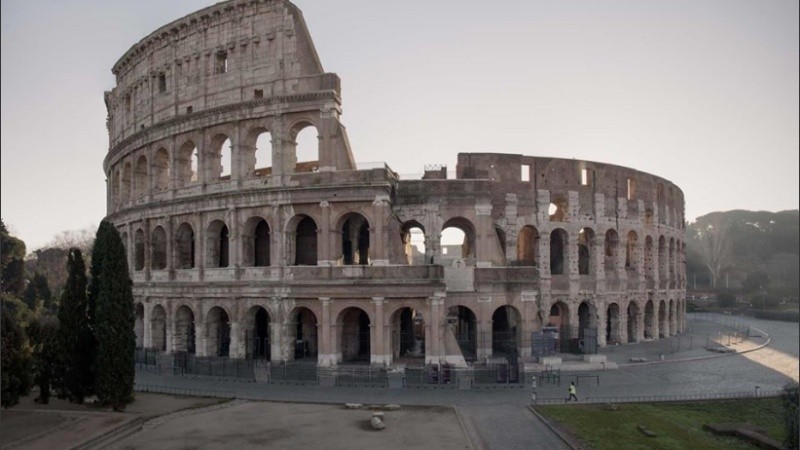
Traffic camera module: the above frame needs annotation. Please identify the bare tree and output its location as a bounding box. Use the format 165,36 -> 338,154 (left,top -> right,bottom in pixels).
695,216 -> 732,289
25,225 -> 97,297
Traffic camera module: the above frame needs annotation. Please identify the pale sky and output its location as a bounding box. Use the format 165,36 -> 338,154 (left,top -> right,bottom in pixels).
2,0 -> 798,251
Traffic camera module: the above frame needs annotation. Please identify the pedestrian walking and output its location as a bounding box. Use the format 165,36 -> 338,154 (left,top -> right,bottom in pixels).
530,376 -> 537,406
567,381 -> 578,402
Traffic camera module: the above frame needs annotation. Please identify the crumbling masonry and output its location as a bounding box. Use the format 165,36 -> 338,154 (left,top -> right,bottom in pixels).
104,0 -> 686,368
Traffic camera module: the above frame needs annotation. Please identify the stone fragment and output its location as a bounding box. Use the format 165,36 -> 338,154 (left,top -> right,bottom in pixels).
370,416 -> 385,430
345,403 -> 362,409
383,404 -> 401,411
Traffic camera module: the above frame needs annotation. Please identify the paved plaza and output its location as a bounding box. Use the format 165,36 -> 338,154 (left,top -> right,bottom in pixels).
2,314 -> 797,450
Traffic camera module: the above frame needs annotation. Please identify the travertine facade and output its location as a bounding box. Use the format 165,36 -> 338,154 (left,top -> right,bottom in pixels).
105,0 -> 686,368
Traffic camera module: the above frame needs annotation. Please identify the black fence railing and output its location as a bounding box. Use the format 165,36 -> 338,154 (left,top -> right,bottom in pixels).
533,389 -> 783,405
173,352 -> 255,380
134,347 -> 161,371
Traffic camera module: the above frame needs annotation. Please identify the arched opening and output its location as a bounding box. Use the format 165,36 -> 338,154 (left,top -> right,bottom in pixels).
134,228 -> 145,271
658,300 -> 667,338
550,229 -> 568,275
658,236 -> 667,281
208,134 -> 232,181
668,238 -> 676,284
134,155 -> 148,198
441,217 -> 476,263
153,148 -> 170,191
294,216 -> 318,266
175,223 -> 195,269
627,302 -> 639,343
606,303 -> 621,345
206,306 -> 231,357
254,131 -> 272,176
604,229 -> 620,277
625,231 -> 639,271
339,213 -> 370,265
391,307 -> 425,362
290,307 -> 318,361
339,307 -> 371,364
516,225 -> 539,266
174,305 -> 196,353
549,197 -> 567,222
291,124 -> 319,173
151,226 -> 167,270
668,299 -> 675,336
255,220 -> 270,266
446,306 -> 477,362
206,220 -> 229,268
134,303 -> 144,348
245,306 -> 270,360
546,302 -> 570,351
491,305 -> 521,361
176,141 -> 199,187
644,300 -> 655,339
578,228 -> 595,275
401,221 -> 426,265
577,301 -> 597,343
121,162 -> 132,204
644,235 -> 655,284
151,305 -> 167,351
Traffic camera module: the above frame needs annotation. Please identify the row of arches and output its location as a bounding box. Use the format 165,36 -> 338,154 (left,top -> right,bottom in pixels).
124,212 -> 372,271
110,123 -> 320,208
134,297 -> 684,363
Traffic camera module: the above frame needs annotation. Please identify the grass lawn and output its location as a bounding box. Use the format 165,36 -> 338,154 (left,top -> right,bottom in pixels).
536,397 -> 786,450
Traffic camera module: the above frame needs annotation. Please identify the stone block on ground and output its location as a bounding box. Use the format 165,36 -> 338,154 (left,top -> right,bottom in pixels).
370,416 -> 385,430
583,354 -> 607,363
344,403 -> 362,409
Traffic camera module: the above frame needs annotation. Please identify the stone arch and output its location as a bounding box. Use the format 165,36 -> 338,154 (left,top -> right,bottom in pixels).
578,227 -> 595,275
289,306 -> 318,360
549,195 -> 568,222
288,120 -> 320,173
578,301 -> 598,342
625,230 -> 639,271
668,299 -> 676,336
174,304 -> 196,353
644,300 -> 655,339
175,222 -> 195,269
606,303 -> 622,345
242,216 -> 271,267
336,212 -> 370,265
134,302 -> 144,348
151,226 -> 167,270
550,228 -> 569,275
244,305 -> 271,360
121,161 -> 132,203
604,229 -> 621,277
133,228 -> 145,271
658,235 -> 667,281
446,305 -> 477,362
668,237 -> 676,285
401,220 -> 426,265
546,301 -> 570,349
658,299 -> 667,338
390,306 -> 425,361
205,220 -> 230,268
151,304 -> 167,351
644,235 -> 655,285
243,126 -> 273,177
207,133 -> 233,181
289,214 -> 318,266
153,147 -> 170,191
442,217 -> 477,260
338,307 -> 371,363
626,301 -> 640,343
206,306 -> 231,357
517,225 -> 539,266
176,140 -> 199,187
134,155 -> 148,198
491,305 -> 522,359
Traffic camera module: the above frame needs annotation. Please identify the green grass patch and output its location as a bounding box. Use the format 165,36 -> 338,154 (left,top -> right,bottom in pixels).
537,397 -> 785,450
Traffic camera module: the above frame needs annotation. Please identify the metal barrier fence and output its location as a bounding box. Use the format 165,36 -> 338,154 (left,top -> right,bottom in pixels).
533,389 -> 782,405
269,362 -> 320,384
134,383 -> 237,399
173,352 -> 255,381
334,366 -> 388,387
134,348 -> 161,372
404,365 -> 459,388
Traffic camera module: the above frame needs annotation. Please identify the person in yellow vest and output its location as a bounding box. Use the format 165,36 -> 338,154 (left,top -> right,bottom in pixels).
568,381 -> 578,402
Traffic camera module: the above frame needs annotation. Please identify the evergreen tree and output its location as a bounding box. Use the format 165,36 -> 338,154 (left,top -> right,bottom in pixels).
1,308 -> 32,407
23,272 -> 52,311
28,316 -> 61,404
57,248 -> 93,402
92,221 -> 135,411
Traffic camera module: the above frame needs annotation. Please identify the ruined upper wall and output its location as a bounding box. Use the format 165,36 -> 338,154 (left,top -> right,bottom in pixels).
104,0 -> 330,149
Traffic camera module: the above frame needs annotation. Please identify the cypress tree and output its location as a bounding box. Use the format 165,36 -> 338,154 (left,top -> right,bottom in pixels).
29,316 -> 60,404
57,248 -> 93,402
92,221 -> 135,411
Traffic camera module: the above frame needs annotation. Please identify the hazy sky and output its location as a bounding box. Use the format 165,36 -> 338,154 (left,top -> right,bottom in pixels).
2,0 -> 798,251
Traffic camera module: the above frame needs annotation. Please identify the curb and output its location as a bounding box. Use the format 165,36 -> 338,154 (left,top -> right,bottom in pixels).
453,406 -> 489,450
526,405 -> 578,450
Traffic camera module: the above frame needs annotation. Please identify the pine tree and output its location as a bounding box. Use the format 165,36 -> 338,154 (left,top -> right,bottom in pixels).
57,248 -> 93,402
92,221 -> 135,411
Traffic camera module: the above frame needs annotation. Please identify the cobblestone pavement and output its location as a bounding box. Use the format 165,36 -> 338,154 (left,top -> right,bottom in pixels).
133,314 -> 797,449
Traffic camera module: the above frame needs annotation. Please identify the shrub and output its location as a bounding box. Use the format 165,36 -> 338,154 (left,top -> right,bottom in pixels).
782,383 -> 799,450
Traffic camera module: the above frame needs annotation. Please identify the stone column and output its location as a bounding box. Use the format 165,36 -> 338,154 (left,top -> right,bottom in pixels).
426,293 -> 445,365
371,297 -> 386,365
143,302 -> 152,348
195,322 -> 207,357
164,301 -> 173,354
228,207 -> 240,269
144,218 -> 151,281
195,213 -> 204,279
229,320 -> 243,358
618,304 -> 629,344
475,201 -> 493,268
318,201 -> 333,266
371,195 -> 390,265
319,298 -> 334,366
477,295 -> 492,361
596,304 -> 607,348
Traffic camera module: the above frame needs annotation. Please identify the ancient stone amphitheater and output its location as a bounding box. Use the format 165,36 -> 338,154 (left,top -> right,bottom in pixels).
104,0 -> 685,370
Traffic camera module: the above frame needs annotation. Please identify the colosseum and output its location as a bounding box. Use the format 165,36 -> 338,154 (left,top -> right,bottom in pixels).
104,0 -> 686,377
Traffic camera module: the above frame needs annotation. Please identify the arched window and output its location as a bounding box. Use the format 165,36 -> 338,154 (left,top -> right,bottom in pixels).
339,213 -> 370,265
516,225 -> 539,266
176,141 -> 198,187
242,217 -> 271,267
151,226 -> 167,270
121,162 -> 132,204
134,155 -> 148,198
153,148 -> 170,191
549,196 -> 567,222
441,217 -> 476,263
290,123 -> 319,173
175,223 -> 195,269
294,216 -> 318,265
134,228 -> 145,271
206,306 -> 231,357
578,228 -> 594,275
255,131 -> 272,176
401,222 -> 426,265
208,134 -> 232,182
625,231 -> 639,271
339,307 -> 371,363
604,229 -> 620,276
206,220 -> 229,268
550,229 -> 568,275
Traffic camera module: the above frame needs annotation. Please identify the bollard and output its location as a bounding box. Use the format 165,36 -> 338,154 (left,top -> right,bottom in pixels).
755,386 -> 760,397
